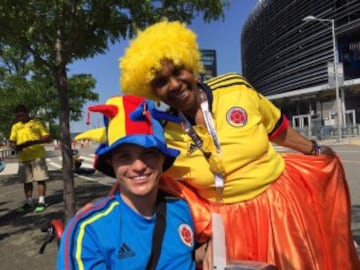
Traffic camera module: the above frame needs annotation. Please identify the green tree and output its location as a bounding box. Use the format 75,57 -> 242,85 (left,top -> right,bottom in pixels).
0,46 -> 98,142
0,0 -> 228,221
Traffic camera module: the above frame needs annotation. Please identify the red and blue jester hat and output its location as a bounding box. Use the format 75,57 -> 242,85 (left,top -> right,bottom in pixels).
87,95 -> 181,178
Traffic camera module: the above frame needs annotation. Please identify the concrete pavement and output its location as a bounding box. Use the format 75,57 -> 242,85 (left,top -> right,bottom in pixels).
0,145 -> 114,270
0,166 -> 113,270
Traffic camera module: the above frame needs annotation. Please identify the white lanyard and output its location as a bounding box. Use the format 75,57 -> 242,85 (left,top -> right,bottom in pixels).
199,91 -> 221,154
199,90 -> 224,189
179,90 -> 224,189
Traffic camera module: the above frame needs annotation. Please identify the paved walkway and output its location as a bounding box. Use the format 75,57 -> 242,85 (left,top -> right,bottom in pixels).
0,169 -> 112,270
0,144 -> 116,270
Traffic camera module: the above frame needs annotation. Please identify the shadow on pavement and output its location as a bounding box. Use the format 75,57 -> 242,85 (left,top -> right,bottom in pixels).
0,170 -> 114,270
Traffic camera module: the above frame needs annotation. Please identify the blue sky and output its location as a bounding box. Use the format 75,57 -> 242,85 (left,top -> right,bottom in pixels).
70,0 -> 259,132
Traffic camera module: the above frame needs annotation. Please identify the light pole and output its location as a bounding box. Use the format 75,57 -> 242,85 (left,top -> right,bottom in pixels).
302,15 -> 342,142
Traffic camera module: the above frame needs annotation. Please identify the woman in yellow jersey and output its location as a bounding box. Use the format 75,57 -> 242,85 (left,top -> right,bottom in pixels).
119,21 -> 360,269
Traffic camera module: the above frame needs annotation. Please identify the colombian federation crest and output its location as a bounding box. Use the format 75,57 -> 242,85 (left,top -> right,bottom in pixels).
226,107 -> 248,127
178,224 -> 194,247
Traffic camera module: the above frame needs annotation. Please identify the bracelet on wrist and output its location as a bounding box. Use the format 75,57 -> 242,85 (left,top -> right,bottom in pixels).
309,140 -> 321,156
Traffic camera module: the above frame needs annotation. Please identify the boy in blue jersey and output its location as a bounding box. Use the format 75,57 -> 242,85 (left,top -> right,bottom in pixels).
57,95 -> 210,270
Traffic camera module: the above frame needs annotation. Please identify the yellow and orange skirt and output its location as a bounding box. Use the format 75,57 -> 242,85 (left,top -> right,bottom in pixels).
161,154 -> 360,269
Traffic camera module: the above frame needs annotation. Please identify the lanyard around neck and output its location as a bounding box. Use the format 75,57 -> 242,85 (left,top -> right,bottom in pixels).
199,90 -> 221,154
179,90 -> 224,189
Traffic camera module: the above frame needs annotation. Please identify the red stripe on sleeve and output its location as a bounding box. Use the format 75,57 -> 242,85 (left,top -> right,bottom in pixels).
63,198 -> 110,270
268,114 -> 289,140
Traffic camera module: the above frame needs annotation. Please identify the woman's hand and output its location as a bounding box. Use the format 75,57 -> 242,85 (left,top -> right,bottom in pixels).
195,239 -> 213,270
319,144 -> 335,157
308,140 -> 335,157
272,127 -> 335,157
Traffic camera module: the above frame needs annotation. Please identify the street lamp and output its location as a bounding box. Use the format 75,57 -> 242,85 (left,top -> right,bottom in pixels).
302,15 -> 342,142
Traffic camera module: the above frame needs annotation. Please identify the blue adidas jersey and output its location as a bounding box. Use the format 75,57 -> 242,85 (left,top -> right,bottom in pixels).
57,193 -> 196,270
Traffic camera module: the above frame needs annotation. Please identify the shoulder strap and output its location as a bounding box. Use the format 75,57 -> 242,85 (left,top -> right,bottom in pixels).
146,195 -> 167,270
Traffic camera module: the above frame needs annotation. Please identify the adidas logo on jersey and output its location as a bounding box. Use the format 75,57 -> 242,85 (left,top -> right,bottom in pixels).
187,142 -> 198,155
118,243 -> 136,259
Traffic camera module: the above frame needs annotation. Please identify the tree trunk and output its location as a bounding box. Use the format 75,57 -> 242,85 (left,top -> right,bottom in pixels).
54,30 -> 76,222
55,65 -> 76,222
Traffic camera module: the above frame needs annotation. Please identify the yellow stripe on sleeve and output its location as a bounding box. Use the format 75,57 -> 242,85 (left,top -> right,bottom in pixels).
75,201 -> 119,270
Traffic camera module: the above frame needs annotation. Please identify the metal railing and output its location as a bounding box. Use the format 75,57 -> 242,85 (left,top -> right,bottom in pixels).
295,124 -> 360,140
0,147 -> 12,160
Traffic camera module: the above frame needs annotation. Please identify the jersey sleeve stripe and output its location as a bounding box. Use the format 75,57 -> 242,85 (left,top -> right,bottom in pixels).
206,73 -> 253,90
63,196 -> 116,270
268,113 -> 289,140
75,201 -> 120,270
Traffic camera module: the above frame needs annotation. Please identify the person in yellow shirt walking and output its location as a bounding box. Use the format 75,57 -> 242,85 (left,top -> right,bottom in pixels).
10,105 -> 51,213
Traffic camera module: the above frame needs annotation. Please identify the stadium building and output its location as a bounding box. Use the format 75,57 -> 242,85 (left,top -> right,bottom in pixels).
241,0 -> 360,139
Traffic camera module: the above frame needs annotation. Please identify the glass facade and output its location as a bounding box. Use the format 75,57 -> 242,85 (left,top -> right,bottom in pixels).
200,49 -> 217,81
241,0 -> 360,96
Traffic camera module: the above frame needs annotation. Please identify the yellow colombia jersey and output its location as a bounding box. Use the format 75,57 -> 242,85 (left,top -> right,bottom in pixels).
10,119 -> 48,162
163,73 -> 287,203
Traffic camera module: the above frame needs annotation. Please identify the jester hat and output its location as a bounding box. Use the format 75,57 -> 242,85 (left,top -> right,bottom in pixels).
90,95 -> 180,178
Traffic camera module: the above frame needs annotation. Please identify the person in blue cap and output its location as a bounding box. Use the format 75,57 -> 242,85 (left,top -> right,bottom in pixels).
57,95 -> 211,270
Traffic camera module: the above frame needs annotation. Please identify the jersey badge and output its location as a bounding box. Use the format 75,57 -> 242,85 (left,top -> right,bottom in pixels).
226,107 -> 247,127
178,224 -> 194,247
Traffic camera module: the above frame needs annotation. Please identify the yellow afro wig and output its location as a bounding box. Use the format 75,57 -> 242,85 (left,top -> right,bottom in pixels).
120,20 -> 203,101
